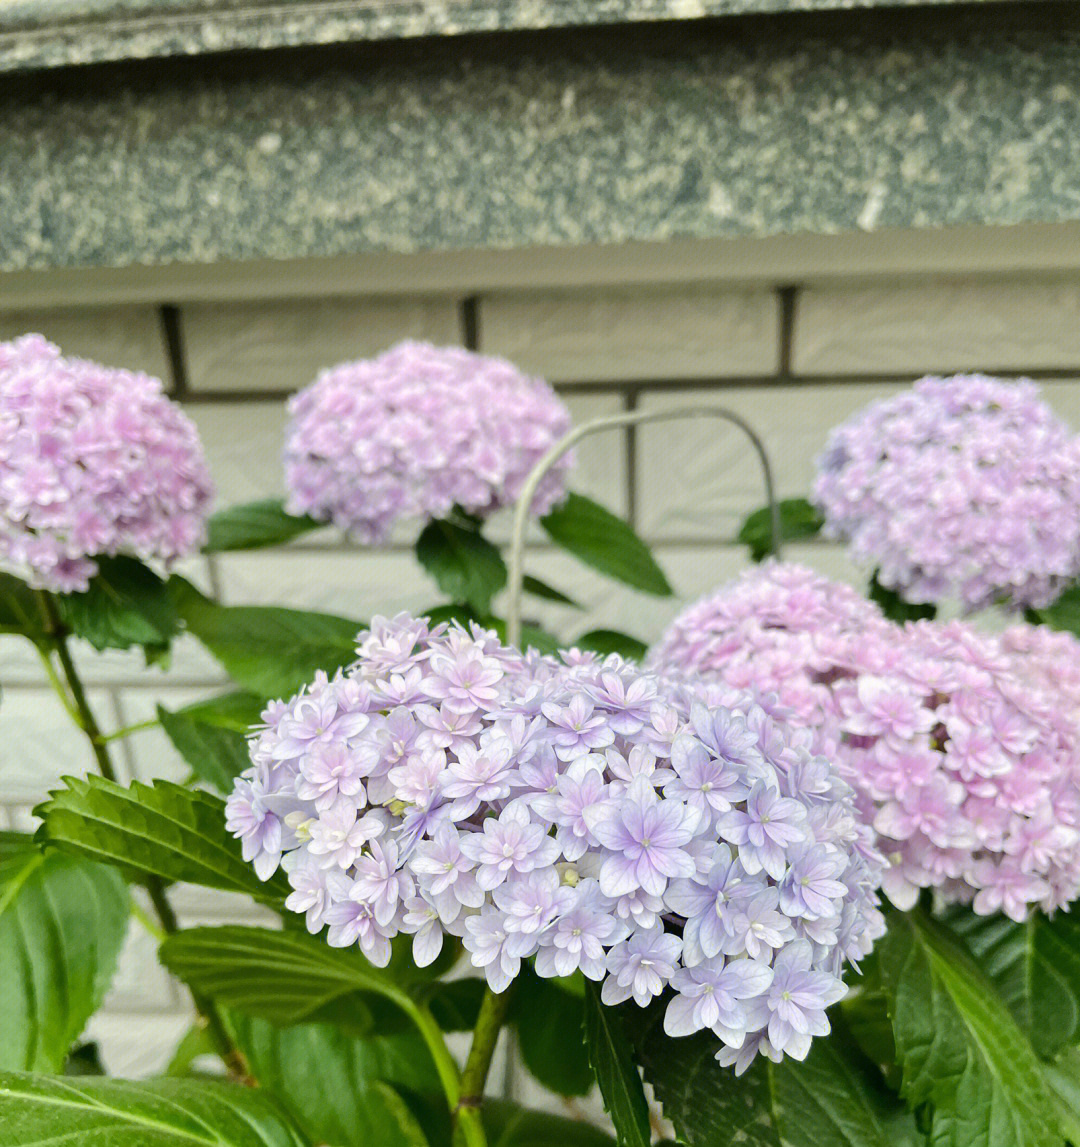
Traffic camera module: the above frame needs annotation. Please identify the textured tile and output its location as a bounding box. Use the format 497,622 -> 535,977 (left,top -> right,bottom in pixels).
0,685 -> 120,803
83,1010 -> 194,1079
215,548 -> 435,620
104,915 -> 180,1013
114,685 -> 226,785
0,305 -> 171,378
795,278 -> 1080,374
170,885 -> 278,928
486,390 -> 628,542
4,804 -> 39,832
508,543 -> 750,648
184,296 -> 461,393
635,383 -> 908,542
185,401 -> 289,505
482,286 -> 777,382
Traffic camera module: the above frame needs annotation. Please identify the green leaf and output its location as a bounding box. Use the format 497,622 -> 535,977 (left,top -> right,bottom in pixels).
159,925 -> 424,1028
171,577 -> 362,698
54,555 -> 179,654
867,572 -> 936,623
157,694 -> 262,793
945,905 -> 1080,1061
522,575 -> 580,608
0,573 -> 46,641
0,1072 -> 310,1146
0,835 -> 128,1072
582,981 -> 651,1147
737,497 -> 824,562
1029,584 -> 1080,635
422,977 -> 486,1031
769,1031 -> 922,1147
415,518 -> 508,613
541,493 -> 672,596
625,995 -> 778,1147
225,1012 -> 438,1147
878,908 -> 1060,1147
481,1099 -> 617,1147
167,1024 -> 217,1076
36,775 -> 289,905
575,629 -> 648,661
840,954 -> 901,1089
205,499 -> 325,552
510,967 -> 593,1097
626,994 -> 918,1147
1045,1047 -> 1080,1145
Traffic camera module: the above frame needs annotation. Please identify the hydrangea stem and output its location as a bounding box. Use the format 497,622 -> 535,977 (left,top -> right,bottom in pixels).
506,407 -> 781,648
34,589 -> 255,1087
454,985 -> 514,1146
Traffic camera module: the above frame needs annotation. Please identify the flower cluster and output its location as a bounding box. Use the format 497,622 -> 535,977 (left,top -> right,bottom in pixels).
283,342 -> 574,543
227,613 -> 883,1072
1000,623 -> 1080,727
649,561 -> 888,754
813,375 -> 1080,611
0,335 -> 214,592
650,563 -> 1080,920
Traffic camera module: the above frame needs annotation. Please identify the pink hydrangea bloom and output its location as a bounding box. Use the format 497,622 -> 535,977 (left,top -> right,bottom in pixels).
1000,623 -> 1080,725
0,335 -> 214,592
228,612 -> 884,1072
813,375 -> 1080,611
283,341 -> 574,543
650,563 -> 1080,921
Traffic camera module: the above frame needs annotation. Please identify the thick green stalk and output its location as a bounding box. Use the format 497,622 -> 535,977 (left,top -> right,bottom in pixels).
35,590 -> 255,1086
454,985 -> 514,1147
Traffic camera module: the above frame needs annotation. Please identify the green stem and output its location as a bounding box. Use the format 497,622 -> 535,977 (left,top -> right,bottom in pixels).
36,591 -> 117,782
401,998 -> 465,1114
33,646 -> 82,726
129,894 -> 167,944
454,986 -> 514,1147
35,589 -> 255,1086
101,718 -> 160,743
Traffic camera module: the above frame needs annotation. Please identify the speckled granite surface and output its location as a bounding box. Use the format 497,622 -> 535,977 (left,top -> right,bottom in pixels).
1,12 -> 1077,272
0,0 -> 1021,74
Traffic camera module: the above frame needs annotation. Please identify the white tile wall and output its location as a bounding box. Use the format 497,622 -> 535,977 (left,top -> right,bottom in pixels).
5,267 -> 1080,1087
184,296 -> 461,392
636,383 -> 908,542
481,286 -> 778,381
794,277 -> 1080,374
0,305 -> 171,379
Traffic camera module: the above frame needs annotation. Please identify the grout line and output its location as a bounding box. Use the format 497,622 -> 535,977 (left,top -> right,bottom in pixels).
172,366 -> 1080,403
624,387 -> 640,529
461,295 -> 481,350
158,304 -> 190,395
776,284 -> 800,378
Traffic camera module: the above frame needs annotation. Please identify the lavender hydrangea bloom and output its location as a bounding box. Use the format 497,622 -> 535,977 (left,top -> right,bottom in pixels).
0,335 -> 213,592
650,562 -> 1080,921
813,375 -> 1080,612
228,612 -> 884,1072
283,341 -> 574,543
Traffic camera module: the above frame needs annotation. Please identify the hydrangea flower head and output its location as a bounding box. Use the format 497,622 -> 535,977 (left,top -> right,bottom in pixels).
283,341 -> 573,543
0,335 -> 214,592
648,561 -> 889,751
650,566 -> 1080,920
813,375 -> 1080,612
228,612 -> 884,1072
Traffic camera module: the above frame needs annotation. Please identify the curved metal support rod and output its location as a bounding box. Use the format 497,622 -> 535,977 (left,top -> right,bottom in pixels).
507,406 -> 781,648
